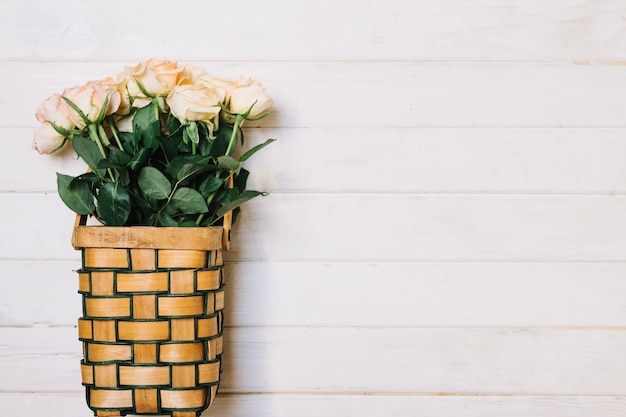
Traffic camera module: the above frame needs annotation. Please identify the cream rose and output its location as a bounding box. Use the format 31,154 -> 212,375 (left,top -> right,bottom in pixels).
124,59 -> 185,98
198,74 -> 232,95
32,122 -> 67,154
100,76 -> 132,115
62,81 -> 121,128
35,93 -> 74,128
33,93 -> 75,154
166,83 -> 222,126
228,78 -> 273,118
116,72 -> 151,109
177,64 -> 210,86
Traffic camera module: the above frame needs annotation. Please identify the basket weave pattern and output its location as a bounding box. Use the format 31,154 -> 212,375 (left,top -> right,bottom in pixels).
73,225 -> 227,417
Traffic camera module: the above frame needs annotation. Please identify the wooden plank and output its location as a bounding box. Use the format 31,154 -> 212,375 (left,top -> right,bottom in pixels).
5,61 -> 626,129
1,0 -> 625,61
208,394 -> 626,417
9,127 -> 626,195
2,128 -> 86,192
3,193 -> 626,262
2,392 -> 626,417
0,261 -> 80,326
228,194 -> 626,262
224,262 -> 626,328
240,127 -> 626,195
2,326 -> 626,395
5,260 -> 626,328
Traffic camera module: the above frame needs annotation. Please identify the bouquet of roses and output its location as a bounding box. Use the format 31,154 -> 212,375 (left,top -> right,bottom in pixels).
32,59 -> 274,227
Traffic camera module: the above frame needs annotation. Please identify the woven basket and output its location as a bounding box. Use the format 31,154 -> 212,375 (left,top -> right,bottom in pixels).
71,210 -> 231,417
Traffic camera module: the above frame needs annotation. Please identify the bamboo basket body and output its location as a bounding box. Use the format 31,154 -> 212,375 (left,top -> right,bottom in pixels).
72,220 -> 230,417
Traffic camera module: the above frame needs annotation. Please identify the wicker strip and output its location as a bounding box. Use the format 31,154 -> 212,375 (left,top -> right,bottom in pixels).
74,224 -> 227,416
116,272 -> 168,293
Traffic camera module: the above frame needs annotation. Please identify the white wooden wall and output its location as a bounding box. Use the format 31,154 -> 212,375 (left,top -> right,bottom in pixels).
2,0 -> 626,415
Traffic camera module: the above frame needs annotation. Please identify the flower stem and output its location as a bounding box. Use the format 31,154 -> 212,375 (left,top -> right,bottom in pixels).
108,120 -> 125,150
88,124 -> 108,159
153,98 -> 161,123
88,124 -> 114,181
97,123 -> 111,147
225,115 -> 245,156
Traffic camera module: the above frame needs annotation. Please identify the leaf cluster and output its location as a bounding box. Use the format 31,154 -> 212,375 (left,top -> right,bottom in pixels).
57,101 -> 273,227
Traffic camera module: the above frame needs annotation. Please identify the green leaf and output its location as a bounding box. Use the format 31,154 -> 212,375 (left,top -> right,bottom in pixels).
72,136 -> 105,176
128,147 -> 151,171
158,135 -> 180,162
138,166 -> 172,200
97,182 -> 131,226
180,217 -> 200,227
209,124 -> 231,156
164,202 -> 178,216
133,102 -> 159,132
98,150 -> 131,170
177,162 -> 213,183
217,155 -> 240,170
118,131 -> 136,154
166,115 -> 183,139
166,156 -> 189,179
221,187 -> 240,203
234,168 -> 250,192
239,138 -> 275,162
171,187 -> 209,214
216,190 -> 267,218
166,155 -> 212,180
133,103 -> 160,149
199,176 -> 224,197
128,189 -> 154,225
157,211 -> 178,227
74,171 -> 100,187
56,173 -> 95,215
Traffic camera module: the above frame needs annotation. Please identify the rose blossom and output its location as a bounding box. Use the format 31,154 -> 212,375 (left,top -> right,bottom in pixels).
166,83 -> 222,126
124,59 -> 185,98
114,72 -> 151,109
32,122 -> 67,154
35,92 -> 74,127
198,73 -> 232,92
177,64 -> 210,86
32,93 -> 75,154
100,75 -> 141,131
62,81 -> 121,128
100,76 -> 132,115
227,78 -> 273,118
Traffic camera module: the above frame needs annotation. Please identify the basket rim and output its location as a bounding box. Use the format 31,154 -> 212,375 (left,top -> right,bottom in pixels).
72,225 -> 226,251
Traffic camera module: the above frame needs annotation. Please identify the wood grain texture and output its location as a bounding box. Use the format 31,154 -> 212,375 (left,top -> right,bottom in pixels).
228,194 -> 626,262
2,326 -> 626,395
2,392 -> 626,417
3,0 -> 626,413
72,224 -> 224,250
1,0 -> 625,61
4,61 -> 626,129
7,127 -> 626,194
224,261 -> 626,328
